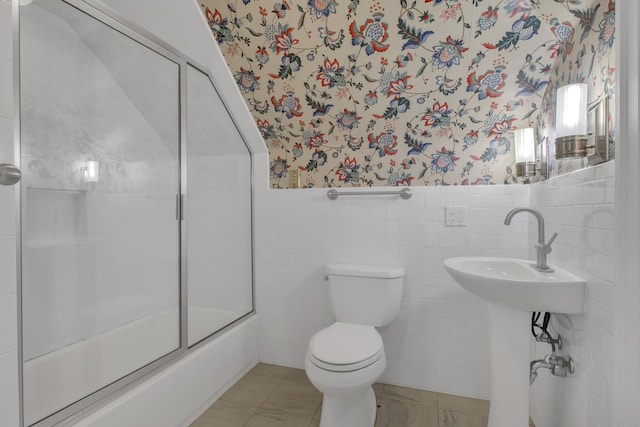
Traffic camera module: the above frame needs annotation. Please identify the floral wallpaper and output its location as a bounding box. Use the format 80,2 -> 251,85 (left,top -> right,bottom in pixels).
535,0 -> 615,177
199,0 -> 615,188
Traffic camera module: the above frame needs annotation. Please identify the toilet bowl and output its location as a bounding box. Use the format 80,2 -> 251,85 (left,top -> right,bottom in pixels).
304,264 -> 404,427
305,322 -> 386,427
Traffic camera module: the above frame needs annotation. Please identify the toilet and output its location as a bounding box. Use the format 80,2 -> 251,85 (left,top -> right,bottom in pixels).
304,263 -> 405,427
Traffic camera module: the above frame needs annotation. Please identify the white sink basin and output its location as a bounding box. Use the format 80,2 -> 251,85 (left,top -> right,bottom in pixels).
443,257 -> 586,314
444,257 -> 586,426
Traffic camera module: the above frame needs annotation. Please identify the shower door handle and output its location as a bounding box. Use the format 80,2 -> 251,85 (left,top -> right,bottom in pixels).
0,163 -> 21,186
176,193 -> 184,221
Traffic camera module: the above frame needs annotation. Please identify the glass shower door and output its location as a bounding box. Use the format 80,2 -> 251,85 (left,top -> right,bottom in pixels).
185,65 -> 253,346
19,1 -> 180,424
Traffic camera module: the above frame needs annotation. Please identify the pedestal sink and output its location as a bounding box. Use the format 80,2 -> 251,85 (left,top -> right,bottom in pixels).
443,257 -> 585,427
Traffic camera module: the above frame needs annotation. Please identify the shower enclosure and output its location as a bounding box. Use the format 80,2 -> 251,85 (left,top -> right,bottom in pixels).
16,0 -> 254,425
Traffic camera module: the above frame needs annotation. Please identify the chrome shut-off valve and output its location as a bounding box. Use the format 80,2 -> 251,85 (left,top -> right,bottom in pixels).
530,354 -> 575,385
549,354 -> 575,378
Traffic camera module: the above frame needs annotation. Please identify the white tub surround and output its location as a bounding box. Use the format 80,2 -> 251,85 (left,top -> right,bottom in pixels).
72,315 -> 259,427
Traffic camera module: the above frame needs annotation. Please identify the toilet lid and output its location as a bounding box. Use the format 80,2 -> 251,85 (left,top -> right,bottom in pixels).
309,322 -> 383,367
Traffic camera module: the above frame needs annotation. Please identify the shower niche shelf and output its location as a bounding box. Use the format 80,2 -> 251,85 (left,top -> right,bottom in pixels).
23,187 -> 90,249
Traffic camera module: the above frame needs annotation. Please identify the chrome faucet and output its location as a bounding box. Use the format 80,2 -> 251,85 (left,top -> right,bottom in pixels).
504,208 -> 558,272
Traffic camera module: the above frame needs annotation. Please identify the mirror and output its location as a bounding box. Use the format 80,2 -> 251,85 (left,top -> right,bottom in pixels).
587,95 -> 610,165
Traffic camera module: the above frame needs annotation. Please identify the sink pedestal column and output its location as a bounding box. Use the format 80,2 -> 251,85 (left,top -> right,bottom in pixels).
486,303 -> 531,427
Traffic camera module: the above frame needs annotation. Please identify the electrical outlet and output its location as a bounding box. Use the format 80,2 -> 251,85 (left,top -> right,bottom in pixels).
445,206 -> 467,226
289,169 -> 300,189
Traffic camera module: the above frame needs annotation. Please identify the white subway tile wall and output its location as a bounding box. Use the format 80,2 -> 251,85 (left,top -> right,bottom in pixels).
254,184 -> 530,399
255,163 -> 616,427
529,162 -> 615,427
0,1 -> 18,425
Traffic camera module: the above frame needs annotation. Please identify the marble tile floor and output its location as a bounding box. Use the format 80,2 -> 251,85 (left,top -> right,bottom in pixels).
192,363 -> 535,427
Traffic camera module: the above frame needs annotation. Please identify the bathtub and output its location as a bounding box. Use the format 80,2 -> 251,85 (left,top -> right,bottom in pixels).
23,310 -> 259,426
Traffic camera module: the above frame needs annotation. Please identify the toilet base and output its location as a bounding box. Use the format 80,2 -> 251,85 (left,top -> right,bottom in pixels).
319,386 -> 376,427
304,336 -> 387,427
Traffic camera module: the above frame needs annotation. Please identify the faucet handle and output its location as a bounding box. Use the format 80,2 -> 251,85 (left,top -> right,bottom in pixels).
539,232 -> 558,255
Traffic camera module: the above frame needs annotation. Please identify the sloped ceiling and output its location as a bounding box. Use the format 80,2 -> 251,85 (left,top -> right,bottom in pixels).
199,0 -> 615,188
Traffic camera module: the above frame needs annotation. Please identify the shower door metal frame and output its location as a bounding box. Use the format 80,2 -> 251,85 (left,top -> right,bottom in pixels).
13,0 -> 256,425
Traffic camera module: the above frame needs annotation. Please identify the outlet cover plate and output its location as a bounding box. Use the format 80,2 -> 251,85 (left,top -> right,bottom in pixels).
445,206 -> 467,226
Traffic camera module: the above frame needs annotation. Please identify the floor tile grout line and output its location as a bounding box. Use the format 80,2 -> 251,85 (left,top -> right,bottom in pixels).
241,375 -> 283,427
255,374 -> 287,412
248,373 -> 322,426
240,404 -> 259,427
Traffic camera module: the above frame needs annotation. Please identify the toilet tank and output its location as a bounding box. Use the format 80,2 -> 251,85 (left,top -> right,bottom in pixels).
324,263 -> 405,327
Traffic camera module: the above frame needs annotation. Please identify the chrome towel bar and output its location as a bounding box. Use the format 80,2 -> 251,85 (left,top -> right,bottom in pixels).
326,188 -> 412,200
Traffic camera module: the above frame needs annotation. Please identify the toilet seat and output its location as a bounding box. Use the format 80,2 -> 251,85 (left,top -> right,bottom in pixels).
309,322 -> 383,372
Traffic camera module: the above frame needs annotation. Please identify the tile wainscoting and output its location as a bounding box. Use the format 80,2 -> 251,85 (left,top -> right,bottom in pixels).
254,184 -> 530,399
